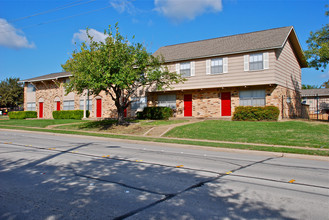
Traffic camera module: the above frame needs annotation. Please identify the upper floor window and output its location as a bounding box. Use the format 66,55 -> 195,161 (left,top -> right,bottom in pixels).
249,53 -> 263,70
27,83 -> 36,92
244,52 -> 269,71
180,62 -> 191,77
211,58 -> 223,74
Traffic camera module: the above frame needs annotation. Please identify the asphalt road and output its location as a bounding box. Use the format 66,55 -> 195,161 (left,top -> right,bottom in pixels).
0,129 -> 328,220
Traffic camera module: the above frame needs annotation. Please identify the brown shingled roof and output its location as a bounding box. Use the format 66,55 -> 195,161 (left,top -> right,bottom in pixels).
301,88 -> 329,97
21,72 -> 72,82
154,26 -> 307,67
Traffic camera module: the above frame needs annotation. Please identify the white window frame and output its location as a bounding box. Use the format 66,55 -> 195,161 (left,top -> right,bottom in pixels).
180,62 -> 191,77
244,52 -> 269,71
79,99 -> 92,111
239,90 -> 266,106
249,53 -> 263,70
210,58 -> 223,74
131,97 -> 147,111
158,94 -> 176,109
27,102 -> 36,111
63,100 -> 75,110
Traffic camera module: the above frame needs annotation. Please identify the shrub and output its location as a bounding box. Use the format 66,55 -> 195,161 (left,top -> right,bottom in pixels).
8,111 -> 37,119
52,110 -> 89,120
233,106 -> 279,121
137,107 -> 173,120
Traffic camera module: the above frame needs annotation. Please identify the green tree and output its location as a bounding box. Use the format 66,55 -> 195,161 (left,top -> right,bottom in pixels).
0,77 -> 23,108
62,24 -> 184,124
302,84 -> 320,89
304,6 -> 329,71
322,80 -> 329,88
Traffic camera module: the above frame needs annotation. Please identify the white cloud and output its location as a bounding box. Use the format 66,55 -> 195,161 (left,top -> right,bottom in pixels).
154,0 -> 222,22
0,18 -> 35,49
320,71 -> 329,79
72,28 -> 108,44
109,0 -> 137,14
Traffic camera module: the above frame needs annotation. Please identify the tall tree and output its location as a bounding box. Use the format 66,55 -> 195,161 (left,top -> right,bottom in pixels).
302,84 -> 321,89
304,6 -> 329,71
62,24 -> 185,124
322,80 -> 329,88
0,77 -> 23,108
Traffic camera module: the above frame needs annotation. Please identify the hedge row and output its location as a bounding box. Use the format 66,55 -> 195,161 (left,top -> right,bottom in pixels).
8,111 -> 37,119
233,106 -> 280,121
52,110 -> 89,120
136,107 -> 173,120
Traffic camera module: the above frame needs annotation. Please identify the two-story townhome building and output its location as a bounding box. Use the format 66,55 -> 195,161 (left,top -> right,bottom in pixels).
21,26 -> 307,119
148,26 -> 307,119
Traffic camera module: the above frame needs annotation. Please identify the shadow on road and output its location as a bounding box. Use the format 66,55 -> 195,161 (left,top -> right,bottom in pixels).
0,142 -> 296,220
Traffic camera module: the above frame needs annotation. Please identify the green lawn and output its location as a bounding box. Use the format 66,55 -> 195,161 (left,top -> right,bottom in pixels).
139,119 -> 188,126
0,119 -> 84,128
165,120 -> 329,148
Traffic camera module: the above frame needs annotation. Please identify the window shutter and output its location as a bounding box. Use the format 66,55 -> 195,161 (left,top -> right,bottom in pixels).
191,61 -> 195,76
176,63 -> 180,74
206,59 -> 211,75
244,55 -> 249,71
263,52 -> 269,69
223,57 -> 228,73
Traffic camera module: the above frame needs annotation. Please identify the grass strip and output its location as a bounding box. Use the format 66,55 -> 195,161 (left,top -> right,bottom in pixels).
1,125 -> 328,157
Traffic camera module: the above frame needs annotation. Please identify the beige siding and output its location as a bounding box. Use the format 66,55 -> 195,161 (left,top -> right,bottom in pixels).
274,39 -> 302,90
164,51 -> 277,91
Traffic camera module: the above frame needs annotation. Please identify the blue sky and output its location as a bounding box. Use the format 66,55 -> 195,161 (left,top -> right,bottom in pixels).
0,0 -> 328,86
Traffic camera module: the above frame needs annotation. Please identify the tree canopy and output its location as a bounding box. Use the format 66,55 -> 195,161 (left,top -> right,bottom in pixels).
301,84 -> 321,90
62,24 -> 185,124
0,77 -> 23,108
304,6 -> 329,72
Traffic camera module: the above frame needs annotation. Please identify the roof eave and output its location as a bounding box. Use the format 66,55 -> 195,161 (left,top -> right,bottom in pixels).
21,74 -> 72,83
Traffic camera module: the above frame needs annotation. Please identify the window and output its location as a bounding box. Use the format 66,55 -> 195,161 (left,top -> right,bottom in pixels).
63,100 -> 75,110
211,58 -> 223,74
27,83 -> 36,92
249,53 -> 263,70
131,97 -> 147,110
27,102 -> 36,111
180,62 -> 191,77
239,90 -> 265,106
158,94 -> 176,109
80,99 -> 92,111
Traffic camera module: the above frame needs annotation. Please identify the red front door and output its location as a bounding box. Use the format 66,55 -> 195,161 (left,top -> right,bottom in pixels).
221,92 -> 231,116
184,94 -> 192,117
124,108 -> 127,118
39,102 -> 43,118
56,101 -> 60,111
96,99 -> 102,118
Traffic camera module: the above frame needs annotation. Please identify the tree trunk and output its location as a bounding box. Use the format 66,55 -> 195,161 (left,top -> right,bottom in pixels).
117,106 -> 125,125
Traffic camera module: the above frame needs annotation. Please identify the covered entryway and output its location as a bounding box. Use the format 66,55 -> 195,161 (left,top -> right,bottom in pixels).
184,94 -> 192,117
96,99 -> 102,118
221,92 -> 231,116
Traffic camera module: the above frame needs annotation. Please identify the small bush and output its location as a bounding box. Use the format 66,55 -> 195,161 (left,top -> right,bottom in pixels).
137,107 -> 173,120
9,111 -> 37,119
53,110 -> 89,120
233,106 -> 279,121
